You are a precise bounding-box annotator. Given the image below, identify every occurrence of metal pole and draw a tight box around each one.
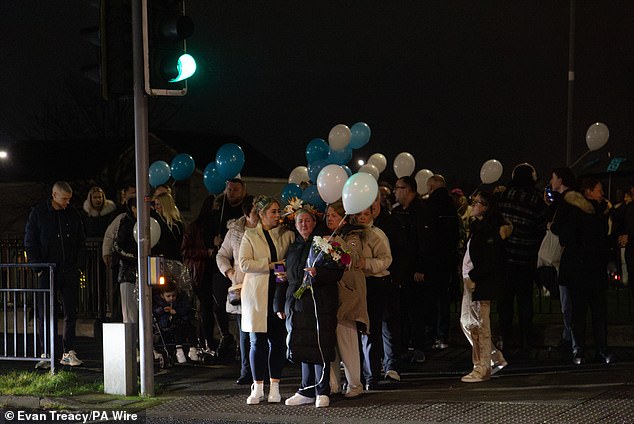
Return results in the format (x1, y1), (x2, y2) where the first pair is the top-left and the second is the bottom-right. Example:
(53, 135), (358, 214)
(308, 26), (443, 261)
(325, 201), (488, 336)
(566, 0), (576, 166)
(131, 0), (154, 396)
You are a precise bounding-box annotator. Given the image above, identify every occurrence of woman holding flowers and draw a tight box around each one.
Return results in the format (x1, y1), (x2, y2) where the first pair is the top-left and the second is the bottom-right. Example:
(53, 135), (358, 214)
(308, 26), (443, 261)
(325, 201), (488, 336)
(239, 195), (295, 404)
(326, 200), (369, 398)
(279, 207), (347, 408)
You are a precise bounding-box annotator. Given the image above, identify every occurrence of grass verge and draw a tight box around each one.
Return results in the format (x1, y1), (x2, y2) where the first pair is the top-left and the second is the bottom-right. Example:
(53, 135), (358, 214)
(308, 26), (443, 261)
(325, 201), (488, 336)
(0, 370), (103, 397)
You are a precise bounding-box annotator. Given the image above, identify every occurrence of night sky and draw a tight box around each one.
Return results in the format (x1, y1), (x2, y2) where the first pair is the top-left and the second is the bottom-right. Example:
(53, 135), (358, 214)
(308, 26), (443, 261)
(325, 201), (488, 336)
(1, 1), (632, 191)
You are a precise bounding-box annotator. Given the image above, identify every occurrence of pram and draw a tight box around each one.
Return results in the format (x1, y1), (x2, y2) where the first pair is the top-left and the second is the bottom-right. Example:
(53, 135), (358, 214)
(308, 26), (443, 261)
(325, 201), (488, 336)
(151, 260), (216, 368)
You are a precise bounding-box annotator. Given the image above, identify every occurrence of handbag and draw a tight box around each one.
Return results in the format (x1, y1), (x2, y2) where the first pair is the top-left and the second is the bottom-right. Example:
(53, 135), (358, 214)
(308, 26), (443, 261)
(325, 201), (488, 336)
(227, 285), (241, 306)
(537, 229), (564, 270)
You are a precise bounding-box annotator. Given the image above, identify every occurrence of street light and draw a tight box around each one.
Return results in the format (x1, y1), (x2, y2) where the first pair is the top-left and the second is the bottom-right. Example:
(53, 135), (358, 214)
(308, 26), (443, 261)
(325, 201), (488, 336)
(0, 150), (8, 159)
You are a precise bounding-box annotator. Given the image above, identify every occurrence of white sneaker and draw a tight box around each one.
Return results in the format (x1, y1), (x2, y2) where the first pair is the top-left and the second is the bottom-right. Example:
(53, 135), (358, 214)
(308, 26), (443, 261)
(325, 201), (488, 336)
(59, 350), (83, 367)
(385, 369), (401, 382)
(285, 393), (314, 406)
(268, 381), (281, 403)
(188, 347), (200, 362)
(246, 383), (265, 405)
(175, 347), (187, 364)
(315, 395), (330, 408)
(35, 354), (50, 370)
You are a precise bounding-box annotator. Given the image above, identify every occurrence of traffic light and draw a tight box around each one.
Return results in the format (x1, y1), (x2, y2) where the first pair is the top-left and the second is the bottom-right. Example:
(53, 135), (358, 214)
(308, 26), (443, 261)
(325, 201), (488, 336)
(143, 0), (196, 96)
(81, 0), (133, 100)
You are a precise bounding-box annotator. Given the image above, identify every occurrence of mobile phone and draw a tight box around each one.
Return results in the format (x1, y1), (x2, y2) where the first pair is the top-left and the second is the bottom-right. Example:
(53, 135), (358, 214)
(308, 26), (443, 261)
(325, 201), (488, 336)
(545, 186), (555, 203)
(274, 264), (286, 282)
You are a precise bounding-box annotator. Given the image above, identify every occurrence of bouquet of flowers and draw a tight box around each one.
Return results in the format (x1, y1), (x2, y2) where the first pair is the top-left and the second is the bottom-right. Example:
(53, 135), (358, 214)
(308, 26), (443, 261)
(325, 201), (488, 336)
(294, 235), (352, 299)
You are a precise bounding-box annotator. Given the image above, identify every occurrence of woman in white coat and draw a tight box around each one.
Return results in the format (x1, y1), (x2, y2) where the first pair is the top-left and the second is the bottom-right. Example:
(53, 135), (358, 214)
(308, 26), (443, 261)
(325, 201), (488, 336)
(239, 195), (295, 405)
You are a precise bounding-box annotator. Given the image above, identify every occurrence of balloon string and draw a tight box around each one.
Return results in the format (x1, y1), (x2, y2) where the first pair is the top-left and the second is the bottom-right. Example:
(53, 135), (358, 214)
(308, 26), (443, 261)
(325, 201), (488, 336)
(218, 181), (227, 234)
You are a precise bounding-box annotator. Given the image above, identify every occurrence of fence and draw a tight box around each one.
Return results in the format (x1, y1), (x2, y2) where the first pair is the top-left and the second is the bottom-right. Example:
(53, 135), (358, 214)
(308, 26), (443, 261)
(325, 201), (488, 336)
(0, 234), (113, 320)
(0, 263), (56, 373)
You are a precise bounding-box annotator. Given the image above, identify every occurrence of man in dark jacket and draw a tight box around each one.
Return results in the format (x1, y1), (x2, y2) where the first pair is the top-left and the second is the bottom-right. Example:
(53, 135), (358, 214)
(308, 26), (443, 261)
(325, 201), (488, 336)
(423, 175), (460, 349)
(25, 181), (86, 368)
(391, 176), (433, 362)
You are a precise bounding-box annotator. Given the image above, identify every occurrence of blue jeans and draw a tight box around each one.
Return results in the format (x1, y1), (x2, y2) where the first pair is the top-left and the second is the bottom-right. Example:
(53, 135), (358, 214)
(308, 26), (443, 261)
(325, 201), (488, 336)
(298, 362), (330, 397)
(249, 315), (286, 381)
(559, 285), (572, 342)
(236, 314), (251, 379)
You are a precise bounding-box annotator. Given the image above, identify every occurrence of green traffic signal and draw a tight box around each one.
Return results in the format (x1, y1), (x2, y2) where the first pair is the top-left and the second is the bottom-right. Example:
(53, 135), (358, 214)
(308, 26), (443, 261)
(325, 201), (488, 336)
(168, 53), (197, 83)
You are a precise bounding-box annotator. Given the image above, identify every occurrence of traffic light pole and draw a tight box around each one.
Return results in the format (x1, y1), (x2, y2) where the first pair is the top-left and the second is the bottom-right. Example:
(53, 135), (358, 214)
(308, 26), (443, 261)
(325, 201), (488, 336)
(131, 0), (154, 396)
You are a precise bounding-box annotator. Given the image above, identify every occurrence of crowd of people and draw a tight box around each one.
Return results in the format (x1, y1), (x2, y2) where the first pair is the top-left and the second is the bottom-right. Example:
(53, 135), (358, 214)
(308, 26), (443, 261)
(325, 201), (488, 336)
(22, 165), (634, 407)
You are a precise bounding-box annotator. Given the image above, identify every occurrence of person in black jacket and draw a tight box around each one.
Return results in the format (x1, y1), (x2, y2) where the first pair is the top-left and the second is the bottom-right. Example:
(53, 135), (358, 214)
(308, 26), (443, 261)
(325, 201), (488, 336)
(461, 191), (510, 383)
(278, 208), (344, 408)
(25, 181), (86, 368)
(423, 175), (460, 349)
(391, 176), (433, 362)
(551, 177), (614, 365)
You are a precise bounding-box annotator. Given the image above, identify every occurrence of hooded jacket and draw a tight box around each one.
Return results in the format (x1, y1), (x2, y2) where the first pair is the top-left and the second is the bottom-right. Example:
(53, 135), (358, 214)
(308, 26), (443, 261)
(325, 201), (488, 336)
(82, 194), (117, 238)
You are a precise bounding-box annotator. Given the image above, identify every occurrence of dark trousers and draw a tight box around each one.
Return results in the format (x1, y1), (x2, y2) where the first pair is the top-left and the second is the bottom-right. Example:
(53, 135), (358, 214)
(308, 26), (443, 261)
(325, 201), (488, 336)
(298, 362), (330, 397)
(249, 315), (286, 381)
(193, 279), (215, 349)
(569, 281), (608, 354)
(400, 281), (425, 351)
(211, 273), (231, 339)
(498, 263), (535, 349)
(422, 271), (451, 343)
(37, 269), (79, 359)
(363, 276), (401, 384)
(235, 313), (251, 379)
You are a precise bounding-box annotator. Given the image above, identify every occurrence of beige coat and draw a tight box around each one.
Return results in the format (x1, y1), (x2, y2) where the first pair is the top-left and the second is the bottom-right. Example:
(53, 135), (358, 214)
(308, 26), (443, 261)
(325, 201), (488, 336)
(336, 229), (370, 334)
(216, 216), (248, 315)
(239, 223), (295, 333)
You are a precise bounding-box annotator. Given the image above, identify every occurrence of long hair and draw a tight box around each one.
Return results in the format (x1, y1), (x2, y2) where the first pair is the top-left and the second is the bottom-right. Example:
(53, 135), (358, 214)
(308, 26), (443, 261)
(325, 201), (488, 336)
(155, 192), (182, 228)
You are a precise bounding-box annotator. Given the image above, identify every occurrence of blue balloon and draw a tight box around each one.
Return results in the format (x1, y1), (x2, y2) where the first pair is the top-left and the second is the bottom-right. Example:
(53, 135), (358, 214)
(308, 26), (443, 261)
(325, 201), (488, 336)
(308, 159), (327, 184)
(327, 146), (352, 165)
(149, 160), (171, 188)
(305, 138), (329, 164)
(349, 122), (371, 149)
(170, 153), (195, 181)
(281, 183), (303, 204)
(216, 143), (245, 180)
(301, 185), (326, 212)
(342, 165), (352, 177)
(203, 162), (225, 194)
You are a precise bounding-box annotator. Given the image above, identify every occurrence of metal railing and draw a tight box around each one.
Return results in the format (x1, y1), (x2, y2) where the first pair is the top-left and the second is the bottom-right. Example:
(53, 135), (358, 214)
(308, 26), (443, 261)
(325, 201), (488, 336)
(0, 235), (113, 320)
(0, 263), (56, 373)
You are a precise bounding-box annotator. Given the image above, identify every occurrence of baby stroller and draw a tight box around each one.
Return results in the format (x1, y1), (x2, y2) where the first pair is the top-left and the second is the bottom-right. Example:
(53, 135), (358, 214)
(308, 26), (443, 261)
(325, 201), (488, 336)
(151, 259), (214, 368)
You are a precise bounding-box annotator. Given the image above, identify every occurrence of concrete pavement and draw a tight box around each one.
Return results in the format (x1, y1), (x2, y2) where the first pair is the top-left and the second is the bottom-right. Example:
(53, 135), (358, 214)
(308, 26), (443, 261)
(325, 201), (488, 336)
(2, 331), (634, 423)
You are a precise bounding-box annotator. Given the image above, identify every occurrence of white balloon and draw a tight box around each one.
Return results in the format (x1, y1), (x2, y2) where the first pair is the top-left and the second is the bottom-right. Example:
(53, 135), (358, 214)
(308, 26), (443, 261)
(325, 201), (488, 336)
(328, 124), (351, 151)
(393, 152), (416, 178)
(288, 166), (309, 184)
(480, 159), (503, 184)
(415, 169), (434, 195)
(316, 164), (348, 204)
(358, 163), (380, 181)
(367, 153), (387, 173)
(586, 122), (609, 151)
(342, 172), (379, 215)
(133, 217), (162, 248)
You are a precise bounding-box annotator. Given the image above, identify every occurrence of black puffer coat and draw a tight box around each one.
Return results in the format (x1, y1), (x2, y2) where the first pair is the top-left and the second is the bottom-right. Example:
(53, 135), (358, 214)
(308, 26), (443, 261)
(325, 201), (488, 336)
(280, 232), (344, 364)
